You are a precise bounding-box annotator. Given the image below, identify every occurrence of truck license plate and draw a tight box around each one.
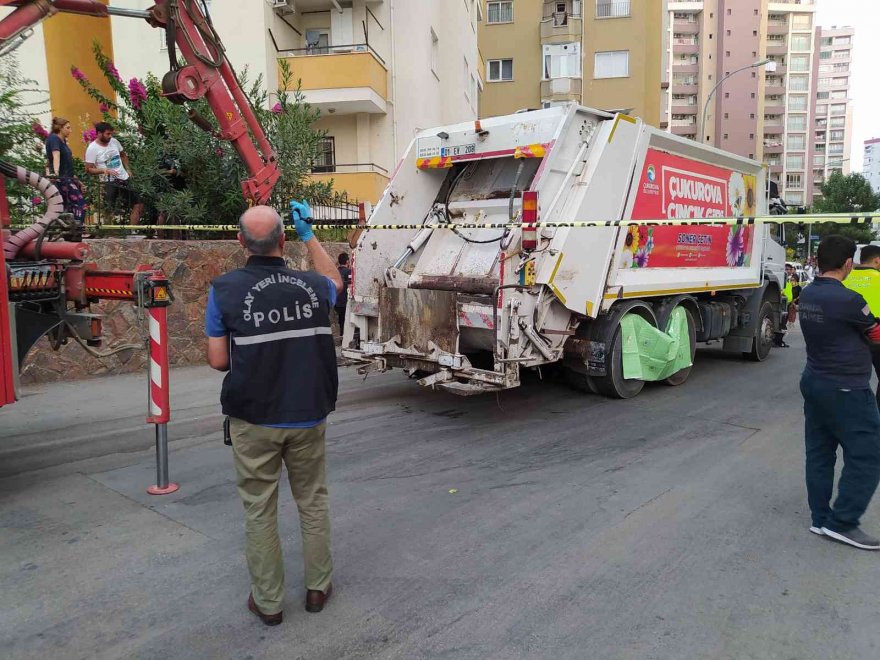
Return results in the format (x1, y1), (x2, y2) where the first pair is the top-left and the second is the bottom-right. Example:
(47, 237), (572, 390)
(441, 144), (476, 157)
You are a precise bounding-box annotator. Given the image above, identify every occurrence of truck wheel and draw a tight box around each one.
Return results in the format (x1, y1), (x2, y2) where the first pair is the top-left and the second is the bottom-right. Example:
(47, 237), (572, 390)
(664, 307), (696, 387)
(593, 321), (646, 399)
(746, 300), (775, 362)
(564, 369), (598, 394)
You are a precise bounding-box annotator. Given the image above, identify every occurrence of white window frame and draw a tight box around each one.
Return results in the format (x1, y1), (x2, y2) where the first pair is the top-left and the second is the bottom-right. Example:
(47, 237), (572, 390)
(543, 43), (582, 80)
(487, 58), (514, 82)
(594, 50), (629, 79)
(487, 1), (514, 24)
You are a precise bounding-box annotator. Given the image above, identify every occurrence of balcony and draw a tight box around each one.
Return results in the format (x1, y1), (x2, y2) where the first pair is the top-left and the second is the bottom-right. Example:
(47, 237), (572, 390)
(764, 124), (783, 135)
(278, 47), (388, 115)
(672, 62), (700, 74)
(765, 78), (786, 93)
(671, 82), (699, 94)
(308, 164), (390, 204)
(764, 140), (784, 153)
(673, 20), (700, 34)
(673, 42), (700, 55)
(765, 101), (786, 113)
(766, 42), (788, 56)
(541, 77), (582, 103)
(768, 22), (788, 35)
(671, 125), (697, 138)
(671, 104), (698, 115)
(541, 5), (583, 43)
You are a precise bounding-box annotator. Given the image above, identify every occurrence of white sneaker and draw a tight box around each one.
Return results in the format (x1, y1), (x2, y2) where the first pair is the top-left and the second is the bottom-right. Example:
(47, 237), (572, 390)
(821, 526), (880, 550)
(809, 526), (825, 536)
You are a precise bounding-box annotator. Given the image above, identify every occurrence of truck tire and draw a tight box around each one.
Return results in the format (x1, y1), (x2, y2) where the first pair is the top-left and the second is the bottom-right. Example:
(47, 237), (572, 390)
(592, 318), (647, 399)
(663, 307), (696, 387)
(564, 369), (598, 394)
(745, 300), (775, 362)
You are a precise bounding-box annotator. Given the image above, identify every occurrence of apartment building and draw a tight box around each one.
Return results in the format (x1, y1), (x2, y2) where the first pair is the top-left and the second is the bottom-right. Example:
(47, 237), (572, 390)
(11, 0), (481, 204)
(479, 0), (665, 125)
(809, 26), (854, 205)
(864, 138), (880, 196)
(665, 0), (819, 205)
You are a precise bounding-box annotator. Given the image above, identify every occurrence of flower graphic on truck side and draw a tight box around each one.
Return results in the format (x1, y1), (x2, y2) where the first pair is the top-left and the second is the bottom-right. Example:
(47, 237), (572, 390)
(627, 225), (655, 268)
(726, 226), (748, 267)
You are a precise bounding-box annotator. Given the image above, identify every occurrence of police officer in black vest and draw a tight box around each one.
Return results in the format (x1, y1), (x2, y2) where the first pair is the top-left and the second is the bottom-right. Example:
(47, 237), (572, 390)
(206, 203), (342, 626)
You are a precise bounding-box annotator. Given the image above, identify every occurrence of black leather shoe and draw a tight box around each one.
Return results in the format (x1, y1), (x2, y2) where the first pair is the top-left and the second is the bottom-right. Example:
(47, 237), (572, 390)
(306, 584), (332, 613)
(248, 593), (283, 626)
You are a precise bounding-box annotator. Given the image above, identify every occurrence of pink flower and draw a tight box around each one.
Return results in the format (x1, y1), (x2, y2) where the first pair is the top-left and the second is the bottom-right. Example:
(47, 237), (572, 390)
(32, 121), (49, 140)
(215, 148), (224, 157)
(71, 67), (87, 82)
(31, 196), (42, 206)
(82, 128), (97, 144)
(99, 102), (110, 113)
(105, 62), (121, 82)
(271, 102), (283, 114)
(127, 77), (148, 110)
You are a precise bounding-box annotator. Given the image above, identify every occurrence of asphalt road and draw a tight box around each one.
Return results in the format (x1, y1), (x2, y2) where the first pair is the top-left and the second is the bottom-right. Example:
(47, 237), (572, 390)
(2, 328), (879, 659)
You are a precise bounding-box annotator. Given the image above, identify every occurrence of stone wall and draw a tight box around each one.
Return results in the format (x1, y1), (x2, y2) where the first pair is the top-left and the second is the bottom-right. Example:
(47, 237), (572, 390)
(20, 239), (349, 384)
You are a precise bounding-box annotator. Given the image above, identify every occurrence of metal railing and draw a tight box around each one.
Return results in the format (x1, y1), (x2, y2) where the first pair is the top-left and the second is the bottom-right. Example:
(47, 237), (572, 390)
(543, 1), (582, 22)
(279, 43), (386, 67)
(596, 1), (630, 18)
(310, 162), (389, 175)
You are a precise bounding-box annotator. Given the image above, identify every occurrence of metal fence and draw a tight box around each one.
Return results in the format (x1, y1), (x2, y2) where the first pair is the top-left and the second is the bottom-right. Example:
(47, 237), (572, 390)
(596, 1), (631, 18)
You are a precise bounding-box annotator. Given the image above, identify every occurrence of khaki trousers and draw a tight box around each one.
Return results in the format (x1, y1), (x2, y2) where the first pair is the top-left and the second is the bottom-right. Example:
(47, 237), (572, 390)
(230, 417), (333, 615)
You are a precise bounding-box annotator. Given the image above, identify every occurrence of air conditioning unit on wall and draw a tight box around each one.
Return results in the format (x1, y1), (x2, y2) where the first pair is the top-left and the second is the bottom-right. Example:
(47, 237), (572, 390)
(272, 0), (291, 9)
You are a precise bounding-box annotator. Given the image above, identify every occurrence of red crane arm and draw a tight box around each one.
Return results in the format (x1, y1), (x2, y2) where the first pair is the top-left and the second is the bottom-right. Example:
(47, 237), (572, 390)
(0, 0), (281, 205)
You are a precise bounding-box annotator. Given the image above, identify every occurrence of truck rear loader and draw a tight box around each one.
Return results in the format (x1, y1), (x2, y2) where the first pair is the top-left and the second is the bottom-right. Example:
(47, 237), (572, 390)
(341, 104), (786, 398)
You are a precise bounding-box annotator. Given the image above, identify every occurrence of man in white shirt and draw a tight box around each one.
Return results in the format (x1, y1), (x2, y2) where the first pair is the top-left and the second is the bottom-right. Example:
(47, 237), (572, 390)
(84, 122), (144, 225)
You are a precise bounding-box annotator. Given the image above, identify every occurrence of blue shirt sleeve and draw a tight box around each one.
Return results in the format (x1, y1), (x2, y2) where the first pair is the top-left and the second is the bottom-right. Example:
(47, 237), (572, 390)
(326, 276), (338, 308)
(205, 286), (227, 337)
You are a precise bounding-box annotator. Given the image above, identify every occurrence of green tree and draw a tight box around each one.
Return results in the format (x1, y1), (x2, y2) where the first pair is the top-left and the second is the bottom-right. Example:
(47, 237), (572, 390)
(811, 171), (880, 243)
(0, 54), (50, 224)
(72, 43), (346, 227)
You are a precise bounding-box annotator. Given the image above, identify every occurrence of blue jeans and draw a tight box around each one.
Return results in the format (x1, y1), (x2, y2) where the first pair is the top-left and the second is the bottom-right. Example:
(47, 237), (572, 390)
(801, 371), (880, 531)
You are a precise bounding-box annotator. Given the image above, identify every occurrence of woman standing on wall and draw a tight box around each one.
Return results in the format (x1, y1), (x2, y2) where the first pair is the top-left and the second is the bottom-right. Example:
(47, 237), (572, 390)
(45, 117), (86, 225)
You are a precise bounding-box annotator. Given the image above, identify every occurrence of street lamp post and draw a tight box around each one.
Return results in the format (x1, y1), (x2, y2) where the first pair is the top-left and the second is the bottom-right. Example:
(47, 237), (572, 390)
(700, 58), (773, 145)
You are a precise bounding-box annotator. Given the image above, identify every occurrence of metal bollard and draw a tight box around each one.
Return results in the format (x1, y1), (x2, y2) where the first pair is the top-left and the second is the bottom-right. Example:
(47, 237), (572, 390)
(142, 272), (179, 495)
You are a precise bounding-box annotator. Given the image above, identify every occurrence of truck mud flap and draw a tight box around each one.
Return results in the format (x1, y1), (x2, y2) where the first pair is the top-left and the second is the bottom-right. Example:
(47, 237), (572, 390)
(379, 287), (458, 354)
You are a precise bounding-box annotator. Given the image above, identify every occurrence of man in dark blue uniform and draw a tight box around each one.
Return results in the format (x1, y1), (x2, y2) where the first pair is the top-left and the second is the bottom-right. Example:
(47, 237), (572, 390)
(799, 235), (880, 550)
(206, 203), (342, 624)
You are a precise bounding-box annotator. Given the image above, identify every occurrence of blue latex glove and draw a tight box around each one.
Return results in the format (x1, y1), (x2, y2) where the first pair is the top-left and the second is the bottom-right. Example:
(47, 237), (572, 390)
(289, 199), (314, 242)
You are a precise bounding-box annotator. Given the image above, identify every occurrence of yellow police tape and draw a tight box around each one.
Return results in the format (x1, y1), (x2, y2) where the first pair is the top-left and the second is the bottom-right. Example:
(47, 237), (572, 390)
(9, 213), (880, 232)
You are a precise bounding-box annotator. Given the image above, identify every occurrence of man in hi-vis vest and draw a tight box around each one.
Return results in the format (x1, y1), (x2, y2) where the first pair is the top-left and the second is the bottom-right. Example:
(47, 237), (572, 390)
(844, 244), (880, 407)
(206, 203), (342, 626)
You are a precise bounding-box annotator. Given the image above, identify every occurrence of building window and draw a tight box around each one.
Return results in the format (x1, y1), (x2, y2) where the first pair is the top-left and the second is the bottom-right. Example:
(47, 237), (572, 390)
(596, 1), (630, 19)
(594, 50), (629, 78)
(543, 43), (581, 79)
(791, 35), (811, 51)
(820, 51), (831, 60)
(830, 130), (845, 141)
(831, 103), (846, 115)
(786, 191), (804, 205)
(830, 116), (846, 128)
(430, 28), (439, 78)
(788, 95), (808, 112)
(788, 115), (806, 131)
(787, 173), (803, 189)
(786, 154), (805, 169)
(487, 58), (514, 82)
(817, 91), (830, 100)
(792, 14), (812, 29)
(312, 137), (335, 173)
(834, 35), (852, 45)
(789, 75), (809, 91)
(487, 1), (513, 24)
(787, 134), (806, 151)
(790, 55), (810, 72)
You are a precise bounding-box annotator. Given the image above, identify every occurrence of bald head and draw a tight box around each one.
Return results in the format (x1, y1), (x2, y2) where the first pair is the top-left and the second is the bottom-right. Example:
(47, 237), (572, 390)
(239, 206), (284, 256)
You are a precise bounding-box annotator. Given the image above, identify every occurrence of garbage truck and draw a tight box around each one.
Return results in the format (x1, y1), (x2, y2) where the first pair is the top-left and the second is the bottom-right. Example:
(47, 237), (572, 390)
(341, 104), (786, 398)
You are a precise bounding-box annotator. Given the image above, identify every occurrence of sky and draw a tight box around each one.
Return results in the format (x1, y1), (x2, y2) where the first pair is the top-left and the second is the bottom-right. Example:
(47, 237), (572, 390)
(816, 0), (880, 172)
